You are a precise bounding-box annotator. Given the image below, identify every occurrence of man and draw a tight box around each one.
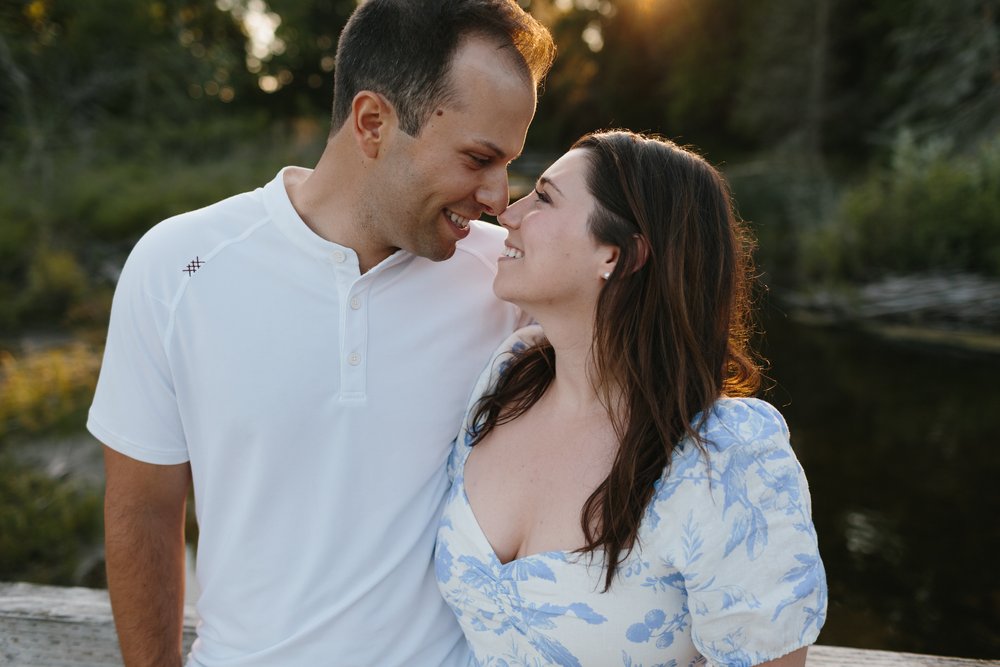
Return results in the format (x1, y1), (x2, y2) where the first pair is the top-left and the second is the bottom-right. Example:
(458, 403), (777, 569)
(88, 2), (554, 665)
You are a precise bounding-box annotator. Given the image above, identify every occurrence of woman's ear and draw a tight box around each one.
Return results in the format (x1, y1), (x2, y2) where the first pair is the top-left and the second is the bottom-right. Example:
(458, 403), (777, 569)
(351, 91), (393, 159)
(599, 235), (649, 279)
(598, 244), (619, 280)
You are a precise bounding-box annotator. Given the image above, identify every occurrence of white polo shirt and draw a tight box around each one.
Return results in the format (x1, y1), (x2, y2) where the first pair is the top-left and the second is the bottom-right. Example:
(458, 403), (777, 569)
(88, 167), (524, 667)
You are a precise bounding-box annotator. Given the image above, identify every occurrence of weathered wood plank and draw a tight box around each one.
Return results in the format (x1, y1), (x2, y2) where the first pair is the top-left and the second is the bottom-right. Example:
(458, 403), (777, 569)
(0, 582), (195, 666)
(1, 582), (997, 666)
(808, 645), (999, 666)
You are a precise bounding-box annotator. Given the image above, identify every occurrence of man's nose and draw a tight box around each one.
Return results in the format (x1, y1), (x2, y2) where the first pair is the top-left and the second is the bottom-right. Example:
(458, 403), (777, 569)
(477, 168), (510, 218)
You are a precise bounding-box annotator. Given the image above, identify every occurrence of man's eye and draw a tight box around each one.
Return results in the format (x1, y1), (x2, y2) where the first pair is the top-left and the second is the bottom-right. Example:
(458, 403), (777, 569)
(534, 188), (550, 204)
(469, 154), (490, 166)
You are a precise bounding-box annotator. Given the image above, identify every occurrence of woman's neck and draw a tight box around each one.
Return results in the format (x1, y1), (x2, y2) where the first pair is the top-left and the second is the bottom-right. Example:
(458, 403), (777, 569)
(533, 315), (606, 417)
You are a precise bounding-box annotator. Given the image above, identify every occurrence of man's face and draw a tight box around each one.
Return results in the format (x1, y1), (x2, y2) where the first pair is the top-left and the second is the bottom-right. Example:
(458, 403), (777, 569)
(366, 36), (538, 263)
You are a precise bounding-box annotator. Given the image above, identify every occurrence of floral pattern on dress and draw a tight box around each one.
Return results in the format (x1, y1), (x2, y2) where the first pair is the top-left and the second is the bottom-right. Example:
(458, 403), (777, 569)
(435, 326), (827, 667)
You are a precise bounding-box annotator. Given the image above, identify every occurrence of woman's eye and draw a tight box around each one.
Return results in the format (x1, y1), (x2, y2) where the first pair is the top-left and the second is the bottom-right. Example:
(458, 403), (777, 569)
(534, 188), (550, 204)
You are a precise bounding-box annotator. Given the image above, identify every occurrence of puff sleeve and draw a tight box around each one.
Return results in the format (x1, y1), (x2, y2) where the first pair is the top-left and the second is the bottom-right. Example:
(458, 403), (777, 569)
(651, 398), (827, 666)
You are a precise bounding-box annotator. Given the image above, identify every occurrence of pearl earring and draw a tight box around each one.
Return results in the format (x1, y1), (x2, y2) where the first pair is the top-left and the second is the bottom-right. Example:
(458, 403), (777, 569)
(602, 272), (611, 280)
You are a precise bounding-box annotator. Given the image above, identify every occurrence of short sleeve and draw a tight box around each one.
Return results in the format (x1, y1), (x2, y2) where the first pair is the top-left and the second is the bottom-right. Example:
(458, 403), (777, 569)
(654, 398), (827, 666)
(87, 233), (190, 464)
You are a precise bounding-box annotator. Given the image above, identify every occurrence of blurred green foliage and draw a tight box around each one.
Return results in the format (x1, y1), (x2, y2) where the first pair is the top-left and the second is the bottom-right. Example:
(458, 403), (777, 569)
(802, 132), (1000, 281)
(0, 0), (996, 329)
(0, 343), (102, 438)
(0, 133), (322, 331)
(0, 458), (104, 586)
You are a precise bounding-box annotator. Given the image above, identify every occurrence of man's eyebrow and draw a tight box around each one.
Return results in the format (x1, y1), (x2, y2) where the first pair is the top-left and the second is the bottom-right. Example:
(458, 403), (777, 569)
(472, 139), (521, 162)
(538, 176), (564, 198)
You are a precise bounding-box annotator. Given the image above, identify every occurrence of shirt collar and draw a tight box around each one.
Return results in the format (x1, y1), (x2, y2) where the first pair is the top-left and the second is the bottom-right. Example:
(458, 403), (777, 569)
(263, 166), (412, 276)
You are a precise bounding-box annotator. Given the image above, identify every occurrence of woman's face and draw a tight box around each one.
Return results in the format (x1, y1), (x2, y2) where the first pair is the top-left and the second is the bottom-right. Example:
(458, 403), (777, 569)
(494, 148), (617, 313)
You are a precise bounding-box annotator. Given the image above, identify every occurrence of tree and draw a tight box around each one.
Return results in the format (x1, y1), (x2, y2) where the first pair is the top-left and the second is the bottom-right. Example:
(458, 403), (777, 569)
(0, 0), (257, 160)
(880, 0), (1000, 148)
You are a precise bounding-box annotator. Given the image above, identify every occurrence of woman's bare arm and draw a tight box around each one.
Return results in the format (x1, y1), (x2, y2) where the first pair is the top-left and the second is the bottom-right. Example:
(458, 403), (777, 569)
(758, 646), (809, 667)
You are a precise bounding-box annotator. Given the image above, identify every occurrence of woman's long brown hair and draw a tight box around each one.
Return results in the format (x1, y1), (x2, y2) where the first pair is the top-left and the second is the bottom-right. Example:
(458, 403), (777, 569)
(469, 130), (760, 591)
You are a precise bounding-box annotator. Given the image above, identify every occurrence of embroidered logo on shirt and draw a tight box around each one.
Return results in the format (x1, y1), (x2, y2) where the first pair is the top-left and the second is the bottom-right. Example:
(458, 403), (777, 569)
(183, 257), (204, 276)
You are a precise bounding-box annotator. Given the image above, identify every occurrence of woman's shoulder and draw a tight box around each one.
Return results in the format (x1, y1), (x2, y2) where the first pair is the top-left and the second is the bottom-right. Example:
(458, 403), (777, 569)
(454, 324), (546, 449)
(477, 324), (547, 392)
(698, 396), (790, 455)
(493, 324), (547, 362)
(648, 396), (800, 514)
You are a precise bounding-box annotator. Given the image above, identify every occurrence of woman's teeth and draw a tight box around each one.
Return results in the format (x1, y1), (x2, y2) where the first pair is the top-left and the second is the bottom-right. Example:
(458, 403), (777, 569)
(447, 210), (470, 230)
(503, 245), (524, 259)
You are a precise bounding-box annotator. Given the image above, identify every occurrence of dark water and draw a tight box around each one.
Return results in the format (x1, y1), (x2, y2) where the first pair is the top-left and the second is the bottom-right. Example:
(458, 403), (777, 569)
(759, 305), (1000, 659)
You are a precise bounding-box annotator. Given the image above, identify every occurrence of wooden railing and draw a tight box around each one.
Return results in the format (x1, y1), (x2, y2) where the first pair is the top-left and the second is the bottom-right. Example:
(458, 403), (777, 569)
(1, 582), (996, 666)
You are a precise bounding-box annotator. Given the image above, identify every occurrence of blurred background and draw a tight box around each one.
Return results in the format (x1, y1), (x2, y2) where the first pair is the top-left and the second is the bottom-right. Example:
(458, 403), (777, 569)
(1, 0), (998, 659)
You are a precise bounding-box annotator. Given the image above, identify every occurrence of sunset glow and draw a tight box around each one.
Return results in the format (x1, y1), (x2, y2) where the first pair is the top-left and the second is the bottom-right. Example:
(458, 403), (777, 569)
(216, 0), (286, 90)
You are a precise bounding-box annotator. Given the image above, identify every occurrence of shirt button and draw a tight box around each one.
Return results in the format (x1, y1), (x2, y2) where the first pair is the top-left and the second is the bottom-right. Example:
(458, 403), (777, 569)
(332, 250), (346, 263)
(350, 296), (361, 310)
(347, 353), (361, 366)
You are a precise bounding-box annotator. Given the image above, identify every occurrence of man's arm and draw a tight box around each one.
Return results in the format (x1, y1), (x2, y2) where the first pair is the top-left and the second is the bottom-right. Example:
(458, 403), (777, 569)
(103, 445), (192, 667)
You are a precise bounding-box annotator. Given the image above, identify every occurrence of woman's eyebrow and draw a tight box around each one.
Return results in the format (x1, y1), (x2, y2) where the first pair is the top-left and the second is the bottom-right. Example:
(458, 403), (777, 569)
(537, 176), (564, 198)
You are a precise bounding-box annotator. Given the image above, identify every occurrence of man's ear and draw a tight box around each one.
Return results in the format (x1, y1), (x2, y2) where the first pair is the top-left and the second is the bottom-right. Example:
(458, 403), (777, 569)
(351, 91), (394, 159)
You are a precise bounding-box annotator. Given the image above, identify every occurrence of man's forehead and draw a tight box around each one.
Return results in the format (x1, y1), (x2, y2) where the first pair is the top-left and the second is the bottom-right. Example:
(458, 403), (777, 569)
(452, 33), (530, 79)
(432, 38), (536, 158)
(446, 35), (536, 94)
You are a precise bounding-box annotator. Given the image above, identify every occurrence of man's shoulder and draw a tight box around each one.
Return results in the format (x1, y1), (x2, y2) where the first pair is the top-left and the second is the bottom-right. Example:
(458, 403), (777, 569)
(144, 186), (267, 247)
(116, 186), (270, 295)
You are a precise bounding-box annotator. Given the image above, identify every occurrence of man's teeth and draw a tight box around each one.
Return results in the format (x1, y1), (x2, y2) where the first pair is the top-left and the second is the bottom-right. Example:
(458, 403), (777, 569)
(503, 246), (524, 259)
(447, 210), (470, 230)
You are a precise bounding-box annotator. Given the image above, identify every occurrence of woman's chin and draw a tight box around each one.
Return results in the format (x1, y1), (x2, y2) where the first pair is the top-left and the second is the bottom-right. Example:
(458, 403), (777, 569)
(492, 276), (510, 300)
(492, 280), (526, 310)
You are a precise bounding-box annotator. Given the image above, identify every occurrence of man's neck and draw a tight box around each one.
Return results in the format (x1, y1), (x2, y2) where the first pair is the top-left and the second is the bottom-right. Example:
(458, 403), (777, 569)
(285, 140), (393, 273)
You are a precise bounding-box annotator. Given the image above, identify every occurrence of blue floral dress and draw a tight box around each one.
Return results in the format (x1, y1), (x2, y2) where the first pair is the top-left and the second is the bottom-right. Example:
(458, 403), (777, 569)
(435, 326), (827, 667)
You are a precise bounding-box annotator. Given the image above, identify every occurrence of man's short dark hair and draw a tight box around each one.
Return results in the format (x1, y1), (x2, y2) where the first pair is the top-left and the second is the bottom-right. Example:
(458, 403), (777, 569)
(331, 0), (555, 136)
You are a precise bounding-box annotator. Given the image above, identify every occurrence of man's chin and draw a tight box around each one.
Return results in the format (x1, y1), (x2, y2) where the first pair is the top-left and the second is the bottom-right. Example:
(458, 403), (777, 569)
(430, 246), (458, 262)
(411, 241), (457, 263)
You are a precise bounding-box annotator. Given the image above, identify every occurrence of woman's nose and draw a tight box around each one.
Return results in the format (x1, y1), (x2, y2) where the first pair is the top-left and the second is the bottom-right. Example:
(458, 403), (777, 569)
(497, 193), (529, 229)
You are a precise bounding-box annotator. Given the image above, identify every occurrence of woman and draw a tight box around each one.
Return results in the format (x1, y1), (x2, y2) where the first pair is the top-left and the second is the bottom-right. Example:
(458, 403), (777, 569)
(434, 130), (826, 667)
